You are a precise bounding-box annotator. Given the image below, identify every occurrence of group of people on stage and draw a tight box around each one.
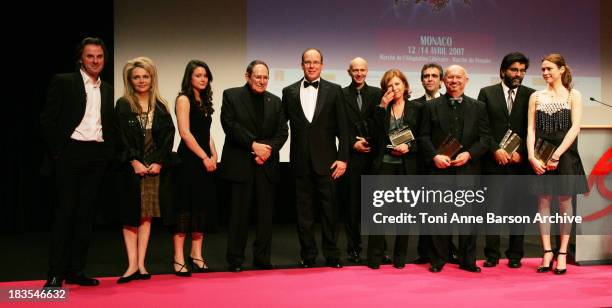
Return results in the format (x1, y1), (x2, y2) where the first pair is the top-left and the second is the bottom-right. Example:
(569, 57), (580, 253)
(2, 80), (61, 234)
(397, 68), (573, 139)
(41, 37), (588, 288)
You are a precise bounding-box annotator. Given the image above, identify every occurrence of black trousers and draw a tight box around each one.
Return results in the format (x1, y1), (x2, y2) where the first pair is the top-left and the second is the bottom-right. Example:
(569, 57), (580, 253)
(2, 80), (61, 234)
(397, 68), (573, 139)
(226, 168), (274, 266)
(367, 162), (409, 266)
(430, 234), (476, 267)
(483, 174), (525, 261)
(341, 161), (366, 254)
(48, 140), (108, 278)
(295, 167), (340, 262)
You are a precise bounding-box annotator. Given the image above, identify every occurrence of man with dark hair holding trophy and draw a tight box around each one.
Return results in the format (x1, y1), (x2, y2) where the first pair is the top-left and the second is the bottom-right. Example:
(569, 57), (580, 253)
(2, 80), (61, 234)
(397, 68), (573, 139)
(477, 52), (535, 269)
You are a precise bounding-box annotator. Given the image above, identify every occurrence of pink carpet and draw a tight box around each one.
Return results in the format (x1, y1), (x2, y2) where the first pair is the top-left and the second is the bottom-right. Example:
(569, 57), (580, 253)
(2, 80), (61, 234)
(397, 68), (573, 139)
(1, 259), (610, 307)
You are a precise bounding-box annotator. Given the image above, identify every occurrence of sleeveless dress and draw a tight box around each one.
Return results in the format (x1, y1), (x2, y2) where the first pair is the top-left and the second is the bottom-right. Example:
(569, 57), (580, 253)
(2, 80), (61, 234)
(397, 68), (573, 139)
(174, 99), (217, 233)
(531, 90), (588, 195)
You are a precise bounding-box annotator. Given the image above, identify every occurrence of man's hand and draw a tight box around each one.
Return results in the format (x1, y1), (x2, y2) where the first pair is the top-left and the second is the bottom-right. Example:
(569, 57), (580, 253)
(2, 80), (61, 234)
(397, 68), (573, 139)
(494, 149), (510, 166)
(353, 137), (371, 153)
(451, 151), (471, 167)
(330, 160), (347, 180)
(252, 141), (272, 162)
(433, 155), (451, 169)
(510, 151), (522, 164)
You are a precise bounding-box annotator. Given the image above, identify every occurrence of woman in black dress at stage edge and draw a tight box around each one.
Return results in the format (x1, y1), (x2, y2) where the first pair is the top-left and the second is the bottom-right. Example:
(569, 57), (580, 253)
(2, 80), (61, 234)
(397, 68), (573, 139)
(527, 53), (588, 275)
(115, 57), (175, 283)
(172, 60), (219, 276)
(366, 69), (422, 269)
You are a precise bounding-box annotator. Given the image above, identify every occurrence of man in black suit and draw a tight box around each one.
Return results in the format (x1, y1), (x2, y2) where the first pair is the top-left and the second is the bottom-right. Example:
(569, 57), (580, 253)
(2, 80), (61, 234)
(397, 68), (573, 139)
(282, 48), (349, 268)
(412, 62), (444, 105)
(339, 57), (381, 264)
(419, 65), (491, 273)
(477, 52), (535, 269)
(40, 37), (115, 288)
(220, 60), (288, 272)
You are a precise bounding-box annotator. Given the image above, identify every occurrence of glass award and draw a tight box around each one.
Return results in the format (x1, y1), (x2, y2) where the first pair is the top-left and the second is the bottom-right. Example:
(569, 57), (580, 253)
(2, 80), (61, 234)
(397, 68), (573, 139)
(436, 135), (463, 158)
(388, 125), (415, 147)
(354, 120), (372, 142)
(534, 138), (557, 164)
(499, 129), (522, 155)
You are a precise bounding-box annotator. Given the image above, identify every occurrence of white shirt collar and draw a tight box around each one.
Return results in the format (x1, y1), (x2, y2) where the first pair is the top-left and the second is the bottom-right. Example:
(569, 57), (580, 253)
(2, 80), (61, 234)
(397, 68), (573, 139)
(80, 69), (101, 88)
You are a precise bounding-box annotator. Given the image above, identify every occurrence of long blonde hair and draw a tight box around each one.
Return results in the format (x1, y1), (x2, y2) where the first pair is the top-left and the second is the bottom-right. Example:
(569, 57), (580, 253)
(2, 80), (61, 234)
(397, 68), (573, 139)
(122, 56), (168, 113)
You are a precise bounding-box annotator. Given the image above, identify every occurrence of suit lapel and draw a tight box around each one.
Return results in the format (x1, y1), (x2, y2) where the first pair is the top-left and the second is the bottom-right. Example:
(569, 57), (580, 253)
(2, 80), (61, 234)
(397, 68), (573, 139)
(240, 86), (258, 127)
(311, 79), (326, 123)
(345, 85), (361, 116)
(73, 73), (87, 113)
(495, 83), (510, 120)
(462, 97), (475, 140)
(262, 92), (274, 129)
(438, 97), (451, 136)
(292, 81), (309, 123)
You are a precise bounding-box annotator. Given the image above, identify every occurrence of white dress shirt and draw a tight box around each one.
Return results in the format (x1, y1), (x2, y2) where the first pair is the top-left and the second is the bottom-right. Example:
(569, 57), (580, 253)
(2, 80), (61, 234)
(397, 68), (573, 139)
(71, 69), (104, 142)
(300, 78), (320, 123)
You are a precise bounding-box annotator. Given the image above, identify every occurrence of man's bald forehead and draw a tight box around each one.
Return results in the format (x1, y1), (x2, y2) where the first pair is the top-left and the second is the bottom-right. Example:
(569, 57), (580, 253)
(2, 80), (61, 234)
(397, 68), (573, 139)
(349, 57), (368, 69)
(445, 64), (467, 76)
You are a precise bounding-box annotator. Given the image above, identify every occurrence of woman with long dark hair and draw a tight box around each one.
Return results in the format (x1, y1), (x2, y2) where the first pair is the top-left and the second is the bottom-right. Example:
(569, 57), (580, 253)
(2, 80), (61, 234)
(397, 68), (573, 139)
(172, 60), (218, 276)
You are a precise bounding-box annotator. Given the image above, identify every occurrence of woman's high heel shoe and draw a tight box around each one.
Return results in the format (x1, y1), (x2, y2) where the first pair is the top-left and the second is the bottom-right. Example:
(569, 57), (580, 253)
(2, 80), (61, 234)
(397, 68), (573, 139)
(188, 256), (209, 273)
(554, 251), (568, 275)
(172, 261), (192, 277)
(536, 250), (554, 273)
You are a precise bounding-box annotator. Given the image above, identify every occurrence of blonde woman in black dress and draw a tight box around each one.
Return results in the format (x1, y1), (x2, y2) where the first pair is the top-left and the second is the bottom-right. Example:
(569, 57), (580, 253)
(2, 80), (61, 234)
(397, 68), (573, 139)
(115, 57), (175, 283)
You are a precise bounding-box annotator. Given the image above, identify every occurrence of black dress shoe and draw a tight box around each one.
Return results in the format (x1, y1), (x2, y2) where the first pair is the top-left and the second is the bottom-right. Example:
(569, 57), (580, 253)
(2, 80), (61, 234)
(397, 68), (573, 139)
(300, 259), (316, 268)
(325, 259), (343, 268)
(381, 255), (392, 264)
(412, 257), (430, 264)
(65, 274), (100, 286)
(347, 251), (361, 264)
(253, 262), (275, 270)
(459, 264), (482, 273)
(393, 263), (405, 269)
(227, 265), (243, 272)
(367, 263), (380, 270)
(139, 273), (151, 280)
(483, 258), (499, 267)
(429, 265), (443, 273)
(448, 256), (460, 265)
(508, 259), (522, 269)
(117, 271), (140, 284)
(43, 276), (63, 288)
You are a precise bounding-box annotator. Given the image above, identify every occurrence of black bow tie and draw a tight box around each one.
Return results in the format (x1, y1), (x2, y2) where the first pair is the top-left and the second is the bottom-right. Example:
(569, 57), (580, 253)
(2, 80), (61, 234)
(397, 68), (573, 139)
(304, 80), (319, 89)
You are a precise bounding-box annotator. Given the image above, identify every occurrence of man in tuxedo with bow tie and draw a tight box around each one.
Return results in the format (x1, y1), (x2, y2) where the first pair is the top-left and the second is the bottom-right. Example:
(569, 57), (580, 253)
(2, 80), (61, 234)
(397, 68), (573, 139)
(419, 65), (491, 273)
(282, 48), (349, 268)
(220, 60), (288, 272)
(477, 52), (535, 269)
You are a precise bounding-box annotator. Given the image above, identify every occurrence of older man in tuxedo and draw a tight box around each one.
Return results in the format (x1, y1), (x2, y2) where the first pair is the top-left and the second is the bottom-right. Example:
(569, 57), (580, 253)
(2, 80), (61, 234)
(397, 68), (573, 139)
(477, 52), (535, 269)
(40, 37), (115, 288)
(282, 48), (349, 268)
(419, 65), (491, 273)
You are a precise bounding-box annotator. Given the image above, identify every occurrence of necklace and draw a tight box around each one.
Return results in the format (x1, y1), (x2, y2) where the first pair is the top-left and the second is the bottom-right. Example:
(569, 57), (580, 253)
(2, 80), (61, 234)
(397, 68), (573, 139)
(137, 106), (151, 137)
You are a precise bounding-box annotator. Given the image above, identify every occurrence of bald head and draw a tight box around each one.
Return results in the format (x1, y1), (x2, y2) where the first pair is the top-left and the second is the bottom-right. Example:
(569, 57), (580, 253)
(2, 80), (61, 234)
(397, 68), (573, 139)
(443, 65), (469, 97)
(348, 57), (368, 88)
